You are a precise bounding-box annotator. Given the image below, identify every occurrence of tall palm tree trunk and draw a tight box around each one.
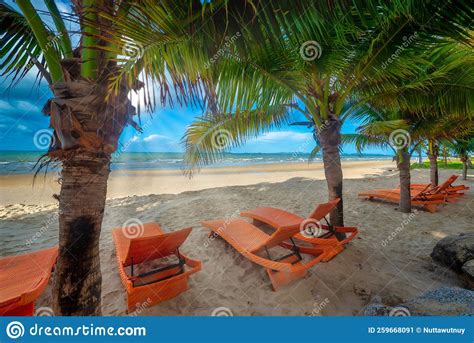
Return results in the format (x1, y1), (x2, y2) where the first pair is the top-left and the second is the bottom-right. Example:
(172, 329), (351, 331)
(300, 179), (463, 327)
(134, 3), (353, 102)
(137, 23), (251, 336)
(427, 142), (439, 187)
(317, 118), (345, 238)
(46, 78), (133, 315)
(460, 155), (468, 180)
(428, 154), (438, 187)
(397, 148), (411, 213)
(52, 151), (110, 315)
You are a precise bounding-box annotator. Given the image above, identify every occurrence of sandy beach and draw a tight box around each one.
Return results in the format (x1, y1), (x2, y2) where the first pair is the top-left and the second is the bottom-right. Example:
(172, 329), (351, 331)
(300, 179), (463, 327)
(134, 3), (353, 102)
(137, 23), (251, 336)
(0, 161), (472, 316)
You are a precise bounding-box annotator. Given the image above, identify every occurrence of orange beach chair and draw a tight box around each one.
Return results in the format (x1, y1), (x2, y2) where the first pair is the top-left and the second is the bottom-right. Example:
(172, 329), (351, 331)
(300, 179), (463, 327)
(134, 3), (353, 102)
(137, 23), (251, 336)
(358, 185), (446, 212)
(112, 223), (202, 312)
(240, 199), (358, 261)
(202, 219), (326, 291)
(411, 175), (469, 195)
(0, 247), (58, 316)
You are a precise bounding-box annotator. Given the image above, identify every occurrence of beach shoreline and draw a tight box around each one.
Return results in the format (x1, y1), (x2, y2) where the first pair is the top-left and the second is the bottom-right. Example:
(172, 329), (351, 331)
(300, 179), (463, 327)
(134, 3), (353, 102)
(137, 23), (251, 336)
(0, 160), (395, 206)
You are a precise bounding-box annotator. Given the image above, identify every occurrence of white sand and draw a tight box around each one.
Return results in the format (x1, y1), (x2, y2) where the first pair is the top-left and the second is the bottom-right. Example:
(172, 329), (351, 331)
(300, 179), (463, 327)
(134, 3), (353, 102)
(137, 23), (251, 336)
(0, 162), (472, 316)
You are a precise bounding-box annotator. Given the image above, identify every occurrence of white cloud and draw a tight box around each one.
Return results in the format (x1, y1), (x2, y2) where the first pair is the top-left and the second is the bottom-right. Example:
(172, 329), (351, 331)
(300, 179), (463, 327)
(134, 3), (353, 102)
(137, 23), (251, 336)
(254, 131), (312, 143)
(18, 124), (28, 131)
(143, 134), (168, 142)
(0, 100), (41, 114)
(16, 101), (41, 113)
(0, 100), (14, 111)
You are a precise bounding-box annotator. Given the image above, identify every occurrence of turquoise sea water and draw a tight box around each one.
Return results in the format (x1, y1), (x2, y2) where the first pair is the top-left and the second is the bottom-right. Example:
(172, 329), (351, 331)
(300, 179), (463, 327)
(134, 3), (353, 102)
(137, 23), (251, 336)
(0, 151), (392, 175)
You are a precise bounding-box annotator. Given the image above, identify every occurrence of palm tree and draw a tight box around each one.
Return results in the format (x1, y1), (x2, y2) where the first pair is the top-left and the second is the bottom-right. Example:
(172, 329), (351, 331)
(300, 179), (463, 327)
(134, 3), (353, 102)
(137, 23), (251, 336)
(362, 39), (474, 189)
(0, 0), (199, 315)
(346, 107), (473, 212)
(447, 138), (474, 180)
(174, 1), (473, 226)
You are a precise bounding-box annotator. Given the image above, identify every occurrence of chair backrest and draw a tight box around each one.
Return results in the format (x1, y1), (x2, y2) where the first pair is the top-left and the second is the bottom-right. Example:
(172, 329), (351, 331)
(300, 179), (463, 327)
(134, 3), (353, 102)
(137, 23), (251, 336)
(434, 175), (458, 193)
(123, 227), (192, 266)
(260, 225), (302, 250)
(412, 184), (432, 199)
(259, 199), (342, 249)
(308, 199), (340, 220)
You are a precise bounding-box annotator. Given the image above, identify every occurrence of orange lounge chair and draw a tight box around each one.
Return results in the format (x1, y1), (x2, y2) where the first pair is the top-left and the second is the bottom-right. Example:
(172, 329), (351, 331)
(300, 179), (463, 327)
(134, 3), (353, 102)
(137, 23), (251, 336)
(0, 247), (58, 316)
(202, 219), (326, 291)
(411, 175), (469, 195)
(358, 185), (446, 212)
(112, 223), (202, 313)
(240, 199), (358, 261)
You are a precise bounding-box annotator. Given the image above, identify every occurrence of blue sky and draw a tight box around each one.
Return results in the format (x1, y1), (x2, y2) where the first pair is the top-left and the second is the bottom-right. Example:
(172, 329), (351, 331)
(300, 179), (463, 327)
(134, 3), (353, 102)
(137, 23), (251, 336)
(0, 0), (389, 155)
(0, 72), (390, 154)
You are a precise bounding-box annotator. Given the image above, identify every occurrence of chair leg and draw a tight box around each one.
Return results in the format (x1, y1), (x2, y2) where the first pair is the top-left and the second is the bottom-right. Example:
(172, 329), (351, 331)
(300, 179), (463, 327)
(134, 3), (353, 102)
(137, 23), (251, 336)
(266, 255), (306, 291)
(320, 245), (343, 262)
(423, 204), (437, 213)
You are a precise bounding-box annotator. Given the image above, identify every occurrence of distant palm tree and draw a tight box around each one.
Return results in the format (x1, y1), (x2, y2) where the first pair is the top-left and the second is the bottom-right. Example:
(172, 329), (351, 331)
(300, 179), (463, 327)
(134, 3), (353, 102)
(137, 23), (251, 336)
(346, 107), (473, 212)
(447, 138), (474, 180)
(361, 40), (474, 189)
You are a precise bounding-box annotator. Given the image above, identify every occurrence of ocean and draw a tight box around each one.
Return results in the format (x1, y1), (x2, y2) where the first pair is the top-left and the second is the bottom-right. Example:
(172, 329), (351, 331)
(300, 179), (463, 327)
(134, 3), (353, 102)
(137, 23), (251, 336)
(0, 151), (393, 175)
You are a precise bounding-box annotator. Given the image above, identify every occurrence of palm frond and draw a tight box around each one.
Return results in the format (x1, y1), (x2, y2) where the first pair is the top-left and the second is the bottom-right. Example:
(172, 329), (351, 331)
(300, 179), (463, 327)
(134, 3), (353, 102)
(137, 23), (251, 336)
(183, 104), (293, 173)
(0, 0), (48, 84)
